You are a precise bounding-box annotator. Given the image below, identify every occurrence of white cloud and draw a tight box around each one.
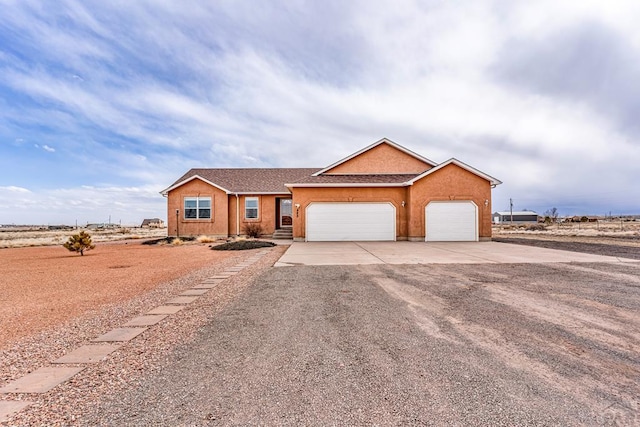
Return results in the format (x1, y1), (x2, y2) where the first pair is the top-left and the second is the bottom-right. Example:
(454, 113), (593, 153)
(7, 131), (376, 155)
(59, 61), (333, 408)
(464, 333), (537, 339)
(42, 144), (55, 152)
(1, 0), (639, 222)
(0, 184), (165, 225)
(0, 186), (31, 193)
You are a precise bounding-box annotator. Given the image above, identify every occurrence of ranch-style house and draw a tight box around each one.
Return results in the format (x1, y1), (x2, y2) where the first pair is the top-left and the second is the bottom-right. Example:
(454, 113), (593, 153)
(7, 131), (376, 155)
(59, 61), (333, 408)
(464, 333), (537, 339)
(161, 138), (502, 241)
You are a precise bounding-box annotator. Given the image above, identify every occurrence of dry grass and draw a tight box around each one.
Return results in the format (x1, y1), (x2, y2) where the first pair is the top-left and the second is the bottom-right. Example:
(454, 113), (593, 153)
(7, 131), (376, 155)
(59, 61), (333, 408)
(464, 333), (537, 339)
(494, 221), (640, 238)
(0, 227), (167, 249)
(196, 235), (217, 243)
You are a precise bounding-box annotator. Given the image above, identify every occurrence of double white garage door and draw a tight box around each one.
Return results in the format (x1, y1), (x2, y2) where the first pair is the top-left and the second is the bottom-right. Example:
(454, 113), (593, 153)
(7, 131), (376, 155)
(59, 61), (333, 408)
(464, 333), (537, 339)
(306, 201), (477, 242)
(306, 203), (396, 241)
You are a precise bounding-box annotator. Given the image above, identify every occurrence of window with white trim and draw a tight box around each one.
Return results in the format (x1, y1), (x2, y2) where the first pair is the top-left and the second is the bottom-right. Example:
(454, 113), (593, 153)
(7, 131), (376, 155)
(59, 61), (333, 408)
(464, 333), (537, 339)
(245, 197), (259, 219)
(184, 197), (211, 219)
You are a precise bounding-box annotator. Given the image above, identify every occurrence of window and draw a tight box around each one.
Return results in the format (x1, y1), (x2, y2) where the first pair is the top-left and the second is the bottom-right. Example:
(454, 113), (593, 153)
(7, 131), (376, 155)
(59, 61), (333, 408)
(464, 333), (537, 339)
(184, 197), (211, 219)
(245, 197), (259, 219)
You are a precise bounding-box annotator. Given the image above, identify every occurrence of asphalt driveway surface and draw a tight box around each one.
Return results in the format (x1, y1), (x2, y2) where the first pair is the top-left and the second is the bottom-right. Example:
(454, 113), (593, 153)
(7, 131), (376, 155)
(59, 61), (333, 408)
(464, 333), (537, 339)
(84, 261), (639, 426)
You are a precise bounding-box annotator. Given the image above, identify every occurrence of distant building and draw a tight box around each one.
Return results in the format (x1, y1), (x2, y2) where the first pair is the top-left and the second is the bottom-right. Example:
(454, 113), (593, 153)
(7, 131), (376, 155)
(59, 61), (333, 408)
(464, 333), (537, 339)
(493, 211), (539, 224)
(141, 218), (165, 228)
(86, 223), (119, 229)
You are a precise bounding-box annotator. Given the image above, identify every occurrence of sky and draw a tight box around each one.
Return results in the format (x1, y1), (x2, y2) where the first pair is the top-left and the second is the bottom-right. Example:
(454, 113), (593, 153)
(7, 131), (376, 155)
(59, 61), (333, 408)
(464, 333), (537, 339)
(1, 0), (639, 225)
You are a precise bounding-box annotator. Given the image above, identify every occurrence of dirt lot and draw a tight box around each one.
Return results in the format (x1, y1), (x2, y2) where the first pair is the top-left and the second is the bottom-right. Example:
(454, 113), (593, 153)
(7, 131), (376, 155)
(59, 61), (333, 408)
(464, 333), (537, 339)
(0, 240), (240, 348)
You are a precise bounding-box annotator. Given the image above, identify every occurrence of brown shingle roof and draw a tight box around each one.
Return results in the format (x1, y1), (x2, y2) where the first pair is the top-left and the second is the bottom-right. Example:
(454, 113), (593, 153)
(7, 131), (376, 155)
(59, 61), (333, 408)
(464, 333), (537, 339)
(167, 168), (321, 194)
(287, 174), (419, 185)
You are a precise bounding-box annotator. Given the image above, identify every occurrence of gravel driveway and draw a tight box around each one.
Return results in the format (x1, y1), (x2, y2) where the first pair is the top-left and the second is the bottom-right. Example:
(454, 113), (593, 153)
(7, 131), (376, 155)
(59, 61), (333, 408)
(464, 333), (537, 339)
(79, 260), (640, 426)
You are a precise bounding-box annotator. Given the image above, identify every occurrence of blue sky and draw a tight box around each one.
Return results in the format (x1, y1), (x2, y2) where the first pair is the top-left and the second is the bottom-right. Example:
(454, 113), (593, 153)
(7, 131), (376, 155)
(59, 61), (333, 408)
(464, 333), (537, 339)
(1, 0), (639, 225)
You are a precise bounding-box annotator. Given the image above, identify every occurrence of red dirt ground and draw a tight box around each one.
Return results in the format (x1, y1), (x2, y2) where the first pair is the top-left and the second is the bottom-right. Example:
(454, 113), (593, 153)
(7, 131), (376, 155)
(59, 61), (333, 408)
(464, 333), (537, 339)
(0, 241), (241, 348)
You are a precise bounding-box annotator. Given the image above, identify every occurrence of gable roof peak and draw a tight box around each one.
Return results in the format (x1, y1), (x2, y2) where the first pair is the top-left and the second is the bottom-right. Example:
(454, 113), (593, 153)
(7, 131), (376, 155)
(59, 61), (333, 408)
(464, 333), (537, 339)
(408, 157), (502, 187)
(312, 138), (437, 176)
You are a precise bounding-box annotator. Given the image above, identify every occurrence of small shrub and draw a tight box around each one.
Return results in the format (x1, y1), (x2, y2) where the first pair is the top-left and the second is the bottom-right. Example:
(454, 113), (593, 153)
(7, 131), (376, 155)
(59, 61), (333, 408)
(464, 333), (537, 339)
(243, 223), (263, 238)
(63, 231), (95, 256)
(197, 235), (216, 243)
(143, 236), (196, 245)
(526, 224), (547, 231)
(171, 238), (184, 246)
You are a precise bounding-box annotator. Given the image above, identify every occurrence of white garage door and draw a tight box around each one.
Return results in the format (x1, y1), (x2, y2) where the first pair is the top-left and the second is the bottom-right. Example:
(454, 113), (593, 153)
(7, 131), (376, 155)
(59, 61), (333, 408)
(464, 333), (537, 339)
(306, 203), (395, 241)
(426, 201), (478, 242)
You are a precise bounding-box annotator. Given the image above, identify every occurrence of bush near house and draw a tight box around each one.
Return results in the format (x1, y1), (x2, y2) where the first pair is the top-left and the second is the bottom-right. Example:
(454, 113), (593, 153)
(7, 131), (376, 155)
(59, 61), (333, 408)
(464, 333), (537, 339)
(243, 223), (263, 238)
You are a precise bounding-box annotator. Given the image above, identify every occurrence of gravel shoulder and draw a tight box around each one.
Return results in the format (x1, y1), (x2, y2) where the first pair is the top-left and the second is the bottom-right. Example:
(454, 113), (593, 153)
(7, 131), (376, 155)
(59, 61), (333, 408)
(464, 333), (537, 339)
(77, 260), (640, 426)
(493, 234), (640, 260)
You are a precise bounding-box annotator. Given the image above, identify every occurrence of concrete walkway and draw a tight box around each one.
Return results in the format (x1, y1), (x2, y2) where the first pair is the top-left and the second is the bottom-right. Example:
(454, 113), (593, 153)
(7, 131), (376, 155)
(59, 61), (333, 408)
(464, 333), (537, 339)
(275, 241), (638, 266)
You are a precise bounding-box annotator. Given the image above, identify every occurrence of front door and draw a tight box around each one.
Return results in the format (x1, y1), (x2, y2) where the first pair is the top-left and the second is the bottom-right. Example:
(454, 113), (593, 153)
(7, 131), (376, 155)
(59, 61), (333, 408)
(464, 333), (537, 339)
(280, 199), (293, 228)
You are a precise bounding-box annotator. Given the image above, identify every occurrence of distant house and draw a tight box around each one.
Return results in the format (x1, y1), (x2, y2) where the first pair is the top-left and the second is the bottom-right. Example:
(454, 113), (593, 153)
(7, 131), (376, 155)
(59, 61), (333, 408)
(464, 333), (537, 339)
(86, 223), (119, 229)
(141, 218), (164, 228)
(492, 211), (539, 224)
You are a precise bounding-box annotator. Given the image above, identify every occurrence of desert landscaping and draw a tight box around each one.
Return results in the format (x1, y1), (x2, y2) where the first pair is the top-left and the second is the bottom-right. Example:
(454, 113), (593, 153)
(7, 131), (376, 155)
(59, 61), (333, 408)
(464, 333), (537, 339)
(0, 240), (238, 348)
(2, 223), (637, 349)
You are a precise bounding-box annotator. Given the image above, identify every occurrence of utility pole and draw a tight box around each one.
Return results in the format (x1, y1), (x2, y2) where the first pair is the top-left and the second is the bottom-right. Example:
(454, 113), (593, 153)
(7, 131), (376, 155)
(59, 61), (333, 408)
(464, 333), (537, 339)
(510, 198), (513, 224)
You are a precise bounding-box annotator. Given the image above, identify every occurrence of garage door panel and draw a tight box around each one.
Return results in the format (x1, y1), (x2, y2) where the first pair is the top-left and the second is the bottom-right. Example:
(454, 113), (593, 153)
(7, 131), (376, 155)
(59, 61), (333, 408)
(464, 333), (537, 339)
(426, 202), (477, 242)
(307, 203), (395, 241)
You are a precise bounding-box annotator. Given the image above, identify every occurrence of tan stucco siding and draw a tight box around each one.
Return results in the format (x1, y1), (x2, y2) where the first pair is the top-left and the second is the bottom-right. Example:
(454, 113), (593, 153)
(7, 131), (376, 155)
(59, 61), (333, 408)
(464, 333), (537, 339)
(166, 179), (229, 237)
(291, 187), (408, 240)
(408, 164), (493, 239)
(325, 143), (432, 174)
(168, 183), (287, 237)
(228, 194), (281, 236)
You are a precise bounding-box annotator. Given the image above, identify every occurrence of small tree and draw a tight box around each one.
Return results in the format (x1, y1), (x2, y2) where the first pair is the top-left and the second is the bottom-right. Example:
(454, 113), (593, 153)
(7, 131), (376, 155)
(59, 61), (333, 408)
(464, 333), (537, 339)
(63, 231), (95, 256)
(544, 207), (559, 223)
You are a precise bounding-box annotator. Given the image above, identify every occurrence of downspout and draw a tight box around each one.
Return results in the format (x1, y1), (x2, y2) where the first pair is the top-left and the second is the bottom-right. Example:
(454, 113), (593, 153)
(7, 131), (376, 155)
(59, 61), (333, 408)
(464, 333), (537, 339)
(235, 194), (240, 236)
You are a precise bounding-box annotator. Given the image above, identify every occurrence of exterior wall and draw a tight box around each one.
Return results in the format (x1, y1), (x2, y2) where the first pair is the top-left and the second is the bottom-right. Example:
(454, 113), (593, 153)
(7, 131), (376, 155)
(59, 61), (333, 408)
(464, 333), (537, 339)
(408, 164), (493, 240)
(168, 183), (288, 237)
(291, 187), (409, 240)
(228, 194), (282, 237)
(325, 143), (432, 174)
(166, 179), (229, 238)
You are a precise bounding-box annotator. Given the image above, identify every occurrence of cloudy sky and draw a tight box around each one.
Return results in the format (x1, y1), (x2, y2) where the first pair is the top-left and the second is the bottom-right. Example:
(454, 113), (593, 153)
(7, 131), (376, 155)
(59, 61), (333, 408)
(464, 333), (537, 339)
(1, 0), (638, 225)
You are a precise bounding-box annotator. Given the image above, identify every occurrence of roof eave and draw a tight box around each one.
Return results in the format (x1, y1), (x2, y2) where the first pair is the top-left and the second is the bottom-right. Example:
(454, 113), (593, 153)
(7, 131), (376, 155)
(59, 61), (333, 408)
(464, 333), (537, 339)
(285, 183), (408, 188)
(231, 191), (292, 195)
(160, 175), (232, 195)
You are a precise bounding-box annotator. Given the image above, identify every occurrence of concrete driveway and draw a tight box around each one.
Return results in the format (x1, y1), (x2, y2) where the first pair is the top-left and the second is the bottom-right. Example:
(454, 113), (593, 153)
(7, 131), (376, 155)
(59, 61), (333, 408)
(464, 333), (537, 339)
(275, 241), (637, 266)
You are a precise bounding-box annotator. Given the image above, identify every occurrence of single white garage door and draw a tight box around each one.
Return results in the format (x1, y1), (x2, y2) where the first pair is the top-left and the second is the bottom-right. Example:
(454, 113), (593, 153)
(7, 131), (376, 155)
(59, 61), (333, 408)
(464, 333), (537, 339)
(306, 203), (395, 241)
(426, 201), (478, 241)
